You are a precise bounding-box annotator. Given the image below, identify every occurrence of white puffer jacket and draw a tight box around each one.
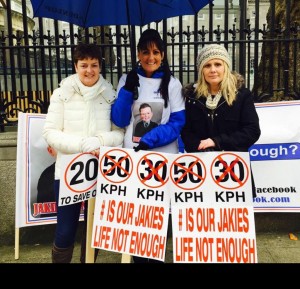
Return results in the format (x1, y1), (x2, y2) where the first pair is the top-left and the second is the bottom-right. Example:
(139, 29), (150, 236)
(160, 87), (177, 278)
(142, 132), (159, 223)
(43, 74), (125, 179)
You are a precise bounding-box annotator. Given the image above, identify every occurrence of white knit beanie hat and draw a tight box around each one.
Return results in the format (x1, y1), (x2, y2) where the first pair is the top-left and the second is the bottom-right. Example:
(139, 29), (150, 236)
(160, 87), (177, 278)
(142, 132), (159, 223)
(197, 44), (231, 72)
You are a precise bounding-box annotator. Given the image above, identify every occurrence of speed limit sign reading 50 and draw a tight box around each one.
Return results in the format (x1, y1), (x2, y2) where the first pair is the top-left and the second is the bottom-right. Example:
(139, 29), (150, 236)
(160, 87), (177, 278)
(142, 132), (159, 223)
(170, 154), (206, 190)
(99, 149), (133, 183)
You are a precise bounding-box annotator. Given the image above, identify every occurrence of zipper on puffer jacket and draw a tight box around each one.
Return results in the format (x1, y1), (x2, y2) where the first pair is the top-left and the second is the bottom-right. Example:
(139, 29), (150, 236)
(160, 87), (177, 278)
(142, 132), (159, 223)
(208, 100), (226, 122)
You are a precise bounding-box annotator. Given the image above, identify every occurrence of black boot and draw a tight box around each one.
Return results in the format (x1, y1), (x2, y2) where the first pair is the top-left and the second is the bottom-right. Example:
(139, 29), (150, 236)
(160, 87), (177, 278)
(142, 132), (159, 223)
(52, 243), (74, 263)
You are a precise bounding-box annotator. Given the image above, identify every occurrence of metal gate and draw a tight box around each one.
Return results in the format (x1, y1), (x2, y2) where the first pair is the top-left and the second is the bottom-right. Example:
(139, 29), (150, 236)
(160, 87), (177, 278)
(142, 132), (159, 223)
(0, 0), (299, 131)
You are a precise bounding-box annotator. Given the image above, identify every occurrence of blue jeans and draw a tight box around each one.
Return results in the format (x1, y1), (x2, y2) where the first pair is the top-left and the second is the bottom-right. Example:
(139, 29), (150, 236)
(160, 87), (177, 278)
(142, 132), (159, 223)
(54, 180), (82, 248)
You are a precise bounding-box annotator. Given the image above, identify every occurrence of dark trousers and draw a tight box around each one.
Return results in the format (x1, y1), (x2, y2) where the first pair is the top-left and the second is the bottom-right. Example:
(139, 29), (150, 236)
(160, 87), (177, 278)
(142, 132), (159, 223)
(54, 180), (82, 248)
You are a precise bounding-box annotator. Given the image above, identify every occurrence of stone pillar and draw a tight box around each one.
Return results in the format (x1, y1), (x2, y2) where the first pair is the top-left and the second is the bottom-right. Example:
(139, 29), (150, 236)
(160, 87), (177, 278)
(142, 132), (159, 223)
(0, 131), (17, 245)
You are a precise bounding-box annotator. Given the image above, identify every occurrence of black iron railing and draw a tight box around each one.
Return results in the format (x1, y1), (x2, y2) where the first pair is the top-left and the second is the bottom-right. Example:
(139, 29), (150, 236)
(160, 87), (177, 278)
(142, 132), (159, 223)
(0, 0), (299, 131)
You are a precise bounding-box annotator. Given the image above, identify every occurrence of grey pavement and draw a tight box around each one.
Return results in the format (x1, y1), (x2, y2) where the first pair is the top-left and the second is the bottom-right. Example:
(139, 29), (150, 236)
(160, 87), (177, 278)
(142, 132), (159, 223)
(1, 232), (300, 263)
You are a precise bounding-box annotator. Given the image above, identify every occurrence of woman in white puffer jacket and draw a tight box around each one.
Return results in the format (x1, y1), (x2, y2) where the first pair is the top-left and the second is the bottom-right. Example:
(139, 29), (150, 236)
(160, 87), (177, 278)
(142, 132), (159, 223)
(43, 43), (124, 263)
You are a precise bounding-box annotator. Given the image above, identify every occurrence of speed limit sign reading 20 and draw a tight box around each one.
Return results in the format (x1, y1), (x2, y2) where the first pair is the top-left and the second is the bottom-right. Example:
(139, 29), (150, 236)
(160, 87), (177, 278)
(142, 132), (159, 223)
(170, 155), (206, 190)
(99, 149), (133, 183)
(210, 152), (249, 190)
(64, 153), (98, 193)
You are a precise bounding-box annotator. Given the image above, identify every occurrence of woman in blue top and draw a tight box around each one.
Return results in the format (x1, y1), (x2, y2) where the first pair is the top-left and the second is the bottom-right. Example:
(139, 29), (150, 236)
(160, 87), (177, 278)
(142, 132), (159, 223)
(112, 28), (185, 154)
(111, 28), (185, 263)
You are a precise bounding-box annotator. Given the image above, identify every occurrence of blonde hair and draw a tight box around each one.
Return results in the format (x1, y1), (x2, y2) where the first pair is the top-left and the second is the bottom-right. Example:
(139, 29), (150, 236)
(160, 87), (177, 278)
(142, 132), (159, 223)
(195, 60), (238, 106)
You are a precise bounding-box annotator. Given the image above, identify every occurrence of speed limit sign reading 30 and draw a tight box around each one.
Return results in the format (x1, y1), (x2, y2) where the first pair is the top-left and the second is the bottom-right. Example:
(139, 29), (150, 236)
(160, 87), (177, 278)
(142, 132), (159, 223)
(210, 152), (249, 190)
(137, 152), (169, 188)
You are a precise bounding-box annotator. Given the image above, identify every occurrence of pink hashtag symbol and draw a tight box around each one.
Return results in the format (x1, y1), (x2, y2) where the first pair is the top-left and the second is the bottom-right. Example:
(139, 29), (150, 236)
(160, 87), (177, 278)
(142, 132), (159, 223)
(100, 200), (105, 220)
(178, 209), (182, 231)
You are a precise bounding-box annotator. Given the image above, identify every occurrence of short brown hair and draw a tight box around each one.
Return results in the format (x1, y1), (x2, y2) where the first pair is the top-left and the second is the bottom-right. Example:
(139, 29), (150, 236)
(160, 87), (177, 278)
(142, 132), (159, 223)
(73, 43), (102, 66)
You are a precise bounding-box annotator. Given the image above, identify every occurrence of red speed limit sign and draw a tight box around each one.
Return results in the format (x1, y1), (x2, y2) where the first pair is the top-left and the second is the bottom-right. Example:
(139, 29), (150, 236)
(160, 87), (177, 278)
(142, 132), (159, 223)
(170, 154), (206, 190)
(64, 153), (98, 193)
(137, 152), (168, 188)
(99, 148), (133, 183)
(210, 152), (249, 190)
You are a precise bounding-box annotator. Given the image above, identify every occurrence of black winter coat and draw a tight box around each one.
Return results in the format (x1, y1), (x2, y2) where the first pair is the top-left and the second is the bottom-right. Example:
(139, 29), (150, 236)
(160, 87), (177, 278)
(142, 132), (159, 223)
(181, 84), (261, 153)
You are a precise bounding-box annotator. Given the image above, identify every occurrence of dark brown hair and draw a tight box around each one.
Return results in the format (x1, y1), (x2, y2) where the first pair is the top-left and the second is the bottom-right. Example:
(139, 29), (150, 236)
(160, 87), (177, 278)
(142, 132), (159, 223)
(73, 43), (102, 66)
(137, 29), (172, 108)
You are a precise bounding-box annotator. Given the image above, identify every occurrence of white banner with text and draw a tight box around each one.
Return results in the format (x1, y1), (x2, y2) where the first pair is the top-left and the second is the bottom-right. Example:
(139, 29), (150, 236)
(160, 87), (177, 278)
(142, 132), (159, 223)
(250, 101), (300, 212)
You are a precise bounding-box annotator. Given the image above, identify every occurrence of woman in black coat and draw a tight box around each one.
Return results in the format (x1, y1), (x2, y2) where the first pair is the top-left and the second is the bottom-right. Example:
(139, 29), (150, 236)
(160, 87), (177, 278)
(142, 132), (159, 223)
(181, 44), (261, 197)
(181, 44), (260, 153)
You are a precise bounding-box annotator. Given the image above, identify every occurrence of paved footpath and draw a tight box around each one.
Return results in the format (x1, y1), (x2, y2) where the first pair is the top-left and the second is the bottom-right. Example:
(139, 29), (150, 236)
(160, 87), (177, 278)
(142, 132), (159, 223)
(1, 232), (300, 263)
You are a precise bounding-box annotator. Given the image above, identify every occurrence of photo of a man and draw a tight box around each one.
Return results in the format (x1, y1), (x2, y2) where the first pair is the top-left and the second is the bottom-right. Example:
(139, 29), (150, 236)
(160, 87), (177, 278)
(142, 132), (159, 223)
(133, 103), (158, 143)
(33, 145), (57, 218)
(36, 146), (56, 204)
